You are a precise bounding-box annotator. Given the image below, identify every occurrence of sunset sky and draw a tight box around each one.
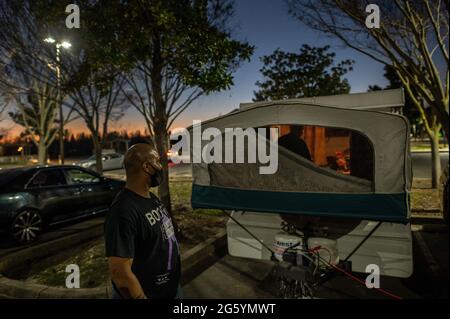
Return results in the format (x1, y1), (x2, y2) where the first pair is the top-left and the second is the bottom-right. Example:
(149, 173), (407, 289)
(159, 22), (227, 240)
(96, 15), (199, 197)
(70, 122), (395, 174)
(3, 0), (390, 139)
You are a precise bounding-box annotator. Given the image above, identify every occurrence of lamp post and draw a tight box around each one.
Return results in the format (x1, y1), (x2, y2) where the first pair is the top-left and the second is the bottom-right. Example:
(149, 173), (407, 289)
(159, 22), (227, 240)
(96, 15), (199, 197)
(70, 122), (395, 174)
(44, 37), (71, 165)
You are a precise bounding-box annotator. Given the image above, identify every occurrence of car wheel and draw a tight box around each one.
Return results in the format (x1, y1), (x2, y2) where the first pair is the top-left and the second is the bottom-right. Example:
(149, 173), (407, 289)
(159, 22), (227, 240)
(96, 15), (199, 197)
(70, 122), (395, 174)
(11, 209), (43, 244)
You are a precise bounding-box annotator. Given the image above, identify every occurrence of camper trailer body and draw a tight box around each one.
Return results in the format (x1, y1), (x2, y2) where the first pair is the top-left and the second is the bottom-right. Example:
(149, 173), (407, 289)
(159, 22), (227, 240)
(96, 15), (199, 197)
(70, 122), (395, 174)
(190, 89), (413, 278)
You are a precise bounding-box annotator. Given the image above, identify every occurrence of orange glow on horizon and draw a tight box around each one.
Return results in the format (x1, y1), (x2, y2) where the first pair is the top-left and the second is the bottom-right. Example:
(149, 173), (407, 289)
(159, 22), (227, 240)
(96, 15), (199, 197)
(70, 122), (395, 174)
(1, 115), (210, 142)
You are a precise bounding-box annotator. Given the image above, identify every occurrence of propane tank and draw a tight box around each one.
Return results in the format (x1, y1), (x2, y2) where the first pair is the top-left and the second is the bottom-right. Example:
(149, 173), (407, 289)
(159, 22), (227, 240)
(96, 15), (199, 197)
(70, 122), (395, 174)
(273, 232), (303, 262)
(307, 237), (339, 266)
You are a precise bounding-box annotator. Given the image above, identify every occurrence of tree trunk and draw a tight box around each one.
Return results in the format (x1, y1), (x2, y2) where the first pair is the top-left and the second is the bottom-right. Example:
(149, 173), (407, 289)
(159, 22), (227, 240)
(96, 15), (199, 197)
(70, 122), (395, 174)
(153, 121), (181, 235)
(37, 139), (47, 164)
(153, 121), (182, 237)
(154, 119), (172, 214)
(433, 100), (449, 145)
(430, 132), (441, 189)
(148, 32), (180, 235)
(92, 133), (103, 173)
(150, 33), (173, 217)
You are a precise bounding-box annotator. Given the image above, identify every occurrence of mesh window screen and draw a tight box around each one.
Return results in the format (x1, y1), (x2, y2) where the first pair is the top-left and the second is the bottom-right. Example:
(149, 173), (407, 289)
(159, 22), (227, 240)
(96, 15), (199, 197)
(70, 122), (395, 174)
(208, 125), (374, 194)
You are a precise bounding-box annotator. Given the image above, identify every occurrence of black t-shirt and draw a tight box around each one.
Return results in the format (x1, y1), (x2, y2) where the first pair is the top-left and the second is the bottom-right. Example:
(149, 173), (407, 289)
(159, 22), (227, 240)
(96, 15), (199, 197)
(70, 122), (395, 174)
(104, 188), (181, 299)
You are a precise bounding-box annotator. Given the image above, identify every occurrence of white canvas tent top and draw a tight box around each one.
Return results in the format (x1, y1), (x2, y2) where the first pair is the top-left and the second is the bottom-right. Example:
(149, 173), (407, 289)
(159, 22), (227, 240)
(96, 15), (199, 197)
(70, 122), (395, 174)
(190, 89), (411, 223)
(239, 88), (405, 111)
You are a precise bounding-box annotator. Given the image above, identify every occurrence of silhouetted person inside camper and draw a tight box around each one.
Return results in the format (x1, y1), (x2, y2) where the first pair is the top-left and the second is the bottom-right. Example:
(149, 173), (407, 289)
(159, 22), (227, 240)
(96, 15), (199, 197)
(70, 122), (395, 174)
(278, 125), (312, 161)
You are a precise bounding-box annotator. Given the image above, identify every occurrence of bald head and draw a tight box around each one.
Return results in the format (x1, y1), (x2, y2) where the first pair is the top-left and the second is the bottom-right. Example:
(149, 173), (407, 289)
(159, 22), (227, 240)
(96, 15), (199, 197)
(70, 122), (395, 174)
(124, 143), (162, 177)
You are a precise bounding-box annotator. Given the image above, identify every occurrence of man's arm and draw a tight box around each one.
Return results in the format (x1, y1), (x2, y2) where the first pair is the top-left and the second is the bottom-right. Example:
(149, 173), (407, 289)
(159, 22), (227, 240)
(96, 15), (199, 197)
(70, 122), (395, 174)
(108, 256), (147, 299)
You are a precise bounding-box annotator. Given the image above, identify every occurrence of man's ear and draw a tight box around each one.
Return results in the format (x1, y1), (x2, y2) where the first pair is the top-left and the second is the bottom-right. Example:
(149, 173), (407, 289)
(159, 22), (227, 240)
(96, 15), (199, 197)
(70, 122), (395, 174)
(142, 161), (156, 175)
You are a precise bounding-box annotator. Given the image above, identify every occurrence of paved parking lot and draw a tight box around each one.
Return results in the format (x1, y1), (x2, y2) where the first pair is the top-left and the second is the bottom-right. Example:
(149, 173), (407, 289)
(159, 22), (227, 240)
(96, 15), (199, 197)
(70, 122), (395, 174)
(184, 224), (448, 299)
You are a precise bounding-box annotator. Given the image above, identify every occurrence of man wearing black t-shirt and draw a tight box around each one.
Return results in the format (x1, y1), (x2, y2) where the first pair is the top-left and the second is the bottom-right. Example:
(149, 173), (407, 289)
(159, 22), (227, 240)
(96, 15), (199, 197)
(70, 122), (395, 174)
(104, 143), (181, 299)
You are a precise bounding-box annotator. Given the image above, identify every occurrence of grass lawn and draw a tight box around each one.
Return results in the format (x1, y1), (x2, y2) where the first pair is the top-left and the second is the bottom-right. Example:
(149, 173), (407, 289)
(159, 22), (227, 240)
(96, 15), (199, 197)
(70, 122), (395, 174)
(411, 179), (441, 212)
(410, 142), (448, 152)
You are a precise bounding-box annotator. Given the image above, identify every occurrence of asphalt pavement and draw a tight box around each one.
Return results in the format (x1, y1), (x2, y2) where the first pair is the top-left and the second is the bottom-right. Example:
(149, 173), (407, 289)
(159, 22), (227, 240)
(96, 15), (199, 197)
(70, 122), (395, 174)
(184, 224), (448, 299)
(412, 151), (449, 179)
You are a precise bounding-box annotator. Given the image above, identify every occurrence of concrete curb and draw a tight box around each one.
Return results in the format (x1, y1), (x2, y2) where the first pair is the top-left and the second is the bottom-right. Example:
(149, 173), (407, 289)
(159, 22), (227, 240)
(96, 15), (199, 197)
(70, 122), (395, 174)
(182, 229), (227, 270)
(0, 276), (107, 299)
(181, 229), (227, 286)
(0, 226), (227, 299)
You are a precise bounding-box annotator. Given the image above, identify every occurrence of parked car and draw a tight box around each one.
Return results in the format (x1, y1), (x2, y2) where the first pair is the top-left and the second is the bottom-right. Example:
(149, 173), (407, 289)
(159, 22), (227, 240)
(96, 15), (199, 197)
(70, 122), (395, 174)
(0, 165), (125, 244)
(75, 152), (124, 171)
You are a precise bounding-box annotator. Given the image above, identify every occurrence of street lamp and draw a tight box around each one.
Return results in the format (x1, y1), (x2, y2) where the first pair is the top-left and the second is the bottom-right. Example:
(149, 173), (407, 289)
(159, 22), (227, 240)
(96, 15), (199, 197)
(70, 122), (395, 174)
(44, 37), (71, 164)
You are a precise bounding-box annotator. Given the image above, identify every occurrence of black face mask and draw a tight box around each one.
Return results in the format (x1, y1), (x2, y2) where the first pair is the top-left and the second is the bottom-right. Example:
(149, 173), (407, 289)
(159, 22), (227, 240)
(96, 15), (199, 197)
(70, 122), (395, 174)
(149, 169), (163, 187)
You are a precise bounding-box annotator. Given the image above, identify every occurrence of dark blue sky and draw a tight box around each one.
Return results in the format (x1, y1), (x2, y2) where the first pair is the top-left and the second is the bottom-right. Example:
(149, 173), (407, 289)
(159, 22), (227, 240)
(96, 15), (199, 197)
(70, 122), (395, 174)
(165, 0), (387, 130)
(82, 0), (390, 133)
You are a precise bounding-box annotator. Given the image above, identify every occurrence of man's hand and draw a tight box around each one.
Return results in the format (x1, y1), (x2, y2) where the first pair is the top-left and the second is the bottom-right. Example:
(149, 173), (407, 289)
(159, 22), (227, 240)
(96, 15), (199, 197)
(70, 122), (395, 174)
(108, 256), (147, 299)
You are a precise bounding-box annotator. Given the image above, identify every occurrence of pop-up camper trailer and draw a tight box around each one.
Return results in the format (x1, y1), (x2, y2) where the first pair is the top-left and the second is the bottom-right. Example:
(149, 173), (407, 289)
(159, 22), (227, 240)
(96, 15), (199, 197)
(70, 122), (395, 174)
(188, 89), (412, 296)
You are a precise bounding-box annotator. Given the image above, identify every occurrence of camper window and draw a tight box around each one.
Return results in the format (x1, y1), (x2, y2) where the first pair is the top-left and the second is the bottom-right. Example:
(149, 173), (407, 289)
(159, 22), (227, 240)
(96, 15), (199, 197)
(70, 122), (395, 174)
(207, 124), (374, 194)
(274, 124), (374, 182)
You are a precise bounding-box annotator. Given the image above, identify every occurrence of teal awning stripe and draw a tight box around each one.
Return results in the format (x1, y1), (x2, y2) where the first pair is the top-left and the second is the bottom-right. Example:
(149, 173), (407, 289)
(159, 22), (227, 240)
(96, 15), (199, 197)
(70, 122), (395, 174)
(191, 184), (409, 223)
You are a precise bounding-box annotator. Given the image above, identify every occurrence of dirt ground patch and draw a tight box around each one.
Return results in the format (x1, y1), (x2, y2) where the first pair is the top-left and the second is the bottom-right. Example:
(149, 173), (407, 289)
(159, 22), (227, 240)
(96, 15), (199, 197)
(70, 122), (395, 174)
(411, 178), (442, 213)
(411, 188), (440, 211)
(27, 239), (110, 288)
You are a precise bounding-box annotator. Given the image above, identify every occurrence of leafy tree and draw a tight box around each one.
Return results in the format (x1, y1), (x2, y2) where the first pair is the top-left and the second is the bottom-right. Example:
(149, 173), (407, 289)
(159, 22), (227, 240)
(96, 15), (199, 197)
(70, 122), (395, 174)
(367, 85), (383, 92)
(254, 45), (353, 101)
(28, 0), (253, 212)
(85, 0), (254, 214)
